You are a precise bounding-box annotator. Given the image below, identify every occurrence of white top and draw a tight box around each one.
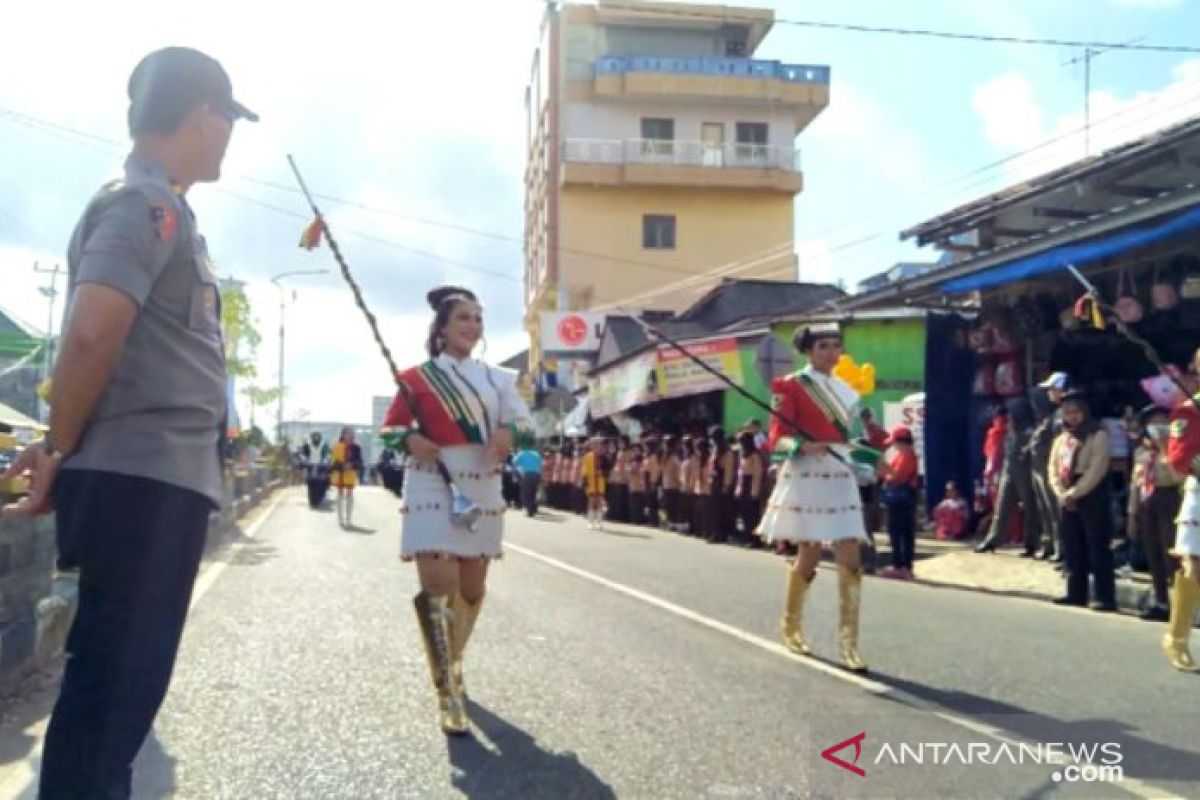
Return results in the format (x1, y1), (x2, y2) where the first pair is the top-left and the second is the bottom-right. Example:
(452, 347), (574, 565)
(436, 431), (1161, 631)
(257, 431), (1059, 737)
(434, 353), (533, 443)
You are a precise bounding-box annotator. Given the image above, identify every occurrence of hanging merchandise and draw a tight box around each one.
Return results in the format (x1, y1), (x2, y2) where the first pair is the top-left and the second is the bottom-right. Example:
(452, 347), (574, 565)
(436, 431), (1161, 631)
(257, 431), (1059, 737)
(1113, 268), (1144, 324)
(1150, 263), (1180, 311)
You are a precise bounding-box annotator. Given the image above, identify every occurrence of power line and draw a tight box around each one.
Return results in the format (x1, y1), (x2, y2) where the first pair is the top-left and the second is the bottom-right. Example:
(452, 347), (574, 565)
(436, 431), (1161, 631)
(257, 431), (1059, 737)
(0, 106), (799, 285)
(629, 5), (1200, 53)
(776, 19), (1198, 53)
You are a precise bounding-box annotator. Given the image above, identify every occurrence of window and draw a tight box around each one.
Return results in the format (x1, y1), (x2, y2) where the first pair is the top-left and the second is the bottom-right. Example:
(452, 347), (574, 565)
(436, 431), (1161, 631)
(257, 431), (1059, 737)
(643, 215), (676, 249)
(641, 118), (675, 140)
(736, 122), (768, 144)
(735, 122), (769, 164)
(724, 39), (746, 56)
(640, 118), (675, 158)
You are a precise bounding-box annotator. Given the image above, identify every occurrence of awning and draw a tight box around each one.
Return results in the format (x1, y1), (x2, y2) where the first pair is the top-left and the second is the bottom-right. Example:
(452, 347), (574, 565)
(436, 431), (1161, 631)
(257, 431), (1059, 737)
(940, 202), (1200, 294)
(561, 395), (590, 436)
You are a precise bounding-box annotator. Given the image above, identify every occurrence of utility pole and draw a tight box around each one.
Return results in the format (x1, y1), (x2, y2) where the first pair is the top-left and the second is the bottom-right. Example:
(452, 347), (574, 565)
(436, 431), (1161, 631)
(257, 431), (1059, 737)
(270, 269), (328, 445)
(34, 261), (63, 423)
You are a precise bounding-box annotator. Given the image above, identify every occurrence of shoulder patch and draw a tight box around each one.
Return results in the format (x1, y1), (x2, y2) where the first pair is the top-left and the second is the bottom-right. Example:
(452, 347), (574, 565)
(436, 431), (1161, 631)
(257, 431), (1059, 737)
(1171, 418), (1190, 438)
(149, 203), (178, 243)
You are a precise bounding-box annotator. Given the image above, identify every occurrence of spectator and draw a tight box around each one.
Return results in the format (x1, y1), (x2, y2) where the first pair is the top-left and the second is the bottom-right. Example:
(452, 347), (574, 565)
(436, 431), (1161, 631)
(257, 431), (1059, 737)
(931, 481), (969, 541)
(879, 426), (920, 579)
(1128, 405), (1182, 621)
(1050, 391), (1117, 612)
(513, 444), (544, 517)
(735, 430), (765, 546)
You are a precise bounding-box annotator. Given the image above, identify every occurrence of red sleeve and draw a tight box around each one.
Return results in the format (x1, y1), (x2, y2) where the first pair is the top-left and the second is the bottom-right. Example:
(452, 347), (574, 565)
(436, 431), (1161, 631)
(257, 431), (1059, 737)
(767, 377), (799, 455)
(885, 450), (919, 486)
(1166, 404), (1200, 476)
(383, 373), (415, 427)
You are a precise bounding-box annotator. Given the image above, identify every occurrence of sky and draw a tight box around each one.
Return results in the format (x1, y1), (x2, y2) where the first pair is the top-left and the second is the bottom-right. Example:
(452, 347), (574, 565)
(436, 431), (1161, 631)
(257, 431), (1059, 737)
(3, 0), (1200, 427)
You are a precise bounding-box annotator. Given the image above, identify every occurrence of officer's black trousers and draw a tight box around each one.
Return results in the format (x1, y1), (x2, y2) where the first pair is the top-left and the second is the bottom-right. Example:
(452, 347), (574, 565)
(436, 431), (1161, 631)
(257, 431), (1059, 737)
(41, 470), (209, 800)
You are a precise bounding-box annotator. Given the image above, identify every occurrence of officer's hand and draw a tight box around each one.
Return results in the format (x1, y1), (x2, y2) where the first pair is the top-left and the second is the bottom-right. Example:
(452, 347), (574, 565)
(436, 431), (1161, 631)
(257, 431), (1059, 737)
(407, 434), (441, 465)
(2, 446), (60, 519)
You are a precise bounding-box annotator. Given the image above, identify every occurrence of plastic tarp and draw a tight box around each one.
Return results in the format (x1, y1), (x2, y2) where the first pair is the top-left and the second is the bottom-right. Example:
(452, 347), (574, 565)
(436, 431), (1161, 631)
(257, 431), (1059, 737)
(939, 202), (1200, 294)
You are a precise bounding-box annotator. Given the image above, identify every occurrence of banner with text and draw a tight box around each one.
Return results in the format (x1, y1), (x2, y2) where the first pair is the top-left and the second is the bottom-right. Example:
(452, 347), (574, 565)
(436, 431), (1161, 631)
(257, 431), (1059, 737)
(656, 338), (744, 401)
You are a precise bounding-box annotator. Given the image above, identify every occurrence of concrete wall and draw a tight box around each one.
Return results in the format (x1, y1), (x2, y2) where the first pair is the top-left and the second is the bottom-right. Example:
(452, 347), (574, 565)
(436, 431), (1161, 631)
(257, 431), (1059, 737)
(563, 101), (796, 147)
(558, 184), (795, 311)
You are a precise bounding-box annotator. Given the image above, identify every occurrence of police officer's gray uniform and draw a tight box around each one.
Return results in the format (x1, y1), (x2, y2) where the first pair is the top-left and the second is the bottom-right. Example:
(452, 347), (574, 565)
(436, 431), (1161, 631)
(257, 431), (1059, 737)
(62, 155), (226, 507)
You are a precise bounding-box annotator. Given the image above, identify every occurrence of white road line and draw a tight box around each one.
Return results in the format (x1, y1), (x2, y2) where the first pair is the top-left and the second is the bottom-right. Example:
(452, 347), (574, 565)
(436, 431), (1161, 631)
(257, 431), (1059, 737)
(505, 541), (1181, 800)
(188, 490), (286, 610)
(0, 491), (289, 800)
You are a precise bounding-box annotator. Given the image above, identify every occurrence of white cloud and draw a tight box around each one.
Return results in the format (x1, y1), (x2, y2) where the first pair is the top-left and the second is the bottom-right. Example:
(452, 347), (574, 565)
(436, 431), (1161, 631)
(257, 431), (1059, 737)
(807, 81), (925, 183)
(972, 71), (1045, 152)
(973, 58), (1200, 185)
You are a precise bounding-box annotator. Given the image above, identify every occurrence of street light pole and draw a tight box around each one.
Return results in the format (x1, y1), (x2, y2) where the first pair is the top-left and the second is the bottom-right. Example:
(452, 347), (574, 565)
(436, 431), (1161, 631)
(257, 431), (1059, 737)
(270, 270), (328, 445)
(34, 262), (63, 424)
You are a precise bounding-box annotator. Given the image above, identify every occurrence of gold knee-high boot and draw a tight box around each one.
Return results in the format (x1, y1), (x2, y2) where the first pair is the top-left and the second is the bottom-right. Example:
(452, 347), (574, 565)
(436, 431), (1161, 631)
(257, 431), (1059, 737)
(837, 564), (868, 673)
(451, 592), (485, 698)
(413, 591), (470, 735)
(1162, 569), (1199, 671)
(781, 566), (815, 656)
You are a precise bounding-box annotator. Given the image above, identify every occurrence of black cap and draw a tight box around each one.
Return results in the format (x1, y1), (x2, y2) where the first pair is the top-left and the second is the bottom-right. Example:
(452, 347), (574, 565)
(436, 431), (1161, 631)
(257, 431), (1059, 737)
(128, 47), (258, 135)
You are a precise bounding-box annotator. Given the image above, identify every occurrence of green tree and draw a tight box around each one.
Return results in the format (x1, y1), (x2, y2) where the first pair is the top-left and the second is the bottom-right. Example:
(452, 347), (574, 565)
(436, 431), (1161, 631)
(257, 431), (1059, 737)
(220, 283), (262, 379)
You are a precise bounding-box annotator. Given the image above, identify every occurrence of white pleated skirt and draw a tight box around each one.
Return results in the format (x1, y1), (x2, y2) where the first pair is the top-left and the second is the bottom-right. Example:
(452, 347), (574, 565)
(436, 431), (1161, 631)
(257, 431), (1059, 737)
(400, 445), (505, 560)
(757, 450), (868, 543)
(1174, 477), (1200, 558)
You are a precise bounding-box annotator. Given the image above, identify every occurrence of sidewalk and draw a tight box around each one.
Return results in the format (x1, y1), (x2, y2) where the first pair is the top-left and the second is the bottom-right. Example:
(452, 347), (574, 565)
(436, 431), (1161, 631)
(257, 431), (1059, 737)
(875, 535), (1165, 617)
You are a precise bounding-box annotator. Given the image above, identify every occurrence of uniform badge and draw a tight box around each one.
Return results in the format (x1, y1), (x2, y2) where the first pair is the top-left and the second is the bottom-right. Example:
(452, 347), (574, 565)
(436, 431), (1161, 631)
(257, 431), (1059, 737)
(150, 204), (178, 242)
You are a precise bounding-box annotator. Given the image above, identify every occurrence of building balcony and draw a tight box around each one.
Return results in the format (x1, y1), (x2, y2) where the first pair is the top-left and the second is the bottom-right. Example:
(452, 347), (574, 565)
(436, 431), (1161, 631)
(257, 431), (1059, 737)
(589, 55), (829, 128)
(560, 138), (803, 193)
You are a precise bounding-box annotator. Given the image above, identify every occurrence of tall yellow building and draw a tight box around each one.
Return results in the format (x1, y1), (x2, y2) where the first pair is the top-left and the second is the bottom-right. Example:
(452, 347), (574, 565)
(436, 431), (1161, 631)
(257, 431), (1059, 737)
(524, 0), (829, 363)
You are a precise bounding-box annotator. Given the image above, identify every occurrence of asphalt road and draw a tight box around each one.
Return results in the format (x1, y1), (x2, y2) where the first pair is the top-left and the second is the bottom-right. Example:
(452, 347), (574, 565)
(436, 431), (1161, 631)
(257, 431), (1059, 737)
(1, 485), (1197, 799)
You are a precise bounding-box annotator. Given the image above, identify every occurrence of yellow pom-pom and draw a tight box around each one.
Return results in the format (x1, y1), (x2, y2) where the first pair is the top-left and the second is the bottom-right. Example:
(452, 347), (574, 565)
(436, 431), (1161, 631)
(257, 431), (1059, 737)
(37, 379), (53, 404)
(834, 355), (876, 396)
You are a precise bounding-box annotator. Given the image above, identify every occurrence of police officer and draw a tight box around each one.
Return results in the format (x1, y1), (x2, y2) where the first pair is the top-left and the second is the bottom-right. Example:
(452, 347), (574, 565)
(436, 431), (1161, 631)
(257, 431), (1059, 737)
(2, 47), (255, 798)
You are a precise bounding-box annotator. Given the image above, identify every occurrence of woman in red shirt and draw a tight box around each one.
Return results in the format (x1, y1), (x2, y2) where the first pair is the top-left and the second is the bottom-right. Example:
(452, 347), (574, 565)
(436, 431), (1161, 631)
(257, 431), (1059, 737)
(878, 426), (920, 579)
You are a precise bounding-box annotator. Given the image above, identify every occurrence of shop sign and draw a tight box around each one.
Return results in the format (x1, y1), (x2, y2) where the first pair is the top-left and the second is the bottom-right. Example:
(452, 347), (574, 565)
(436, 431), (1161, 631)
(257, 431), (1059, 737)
(541, 312), (605, 356)
(590, 350), (658, 418)
(656, 337), (743, 400)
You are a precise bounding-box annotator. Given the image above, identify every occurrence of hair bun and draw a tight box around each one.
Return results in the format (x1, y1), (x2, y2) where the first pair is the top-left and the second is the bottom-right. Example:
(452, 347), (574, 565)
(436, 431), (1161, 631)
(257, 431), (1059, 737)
(426, 285), (478, 310)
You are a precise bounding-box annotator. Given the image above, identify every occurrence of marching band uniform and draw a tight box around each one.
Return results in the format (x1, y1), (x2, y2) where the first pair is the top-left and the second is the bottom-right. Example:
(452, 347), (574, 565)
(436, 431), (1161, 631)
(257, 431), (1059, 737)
(1163, 391), (1200, 670)
(381, 352), (533, 732)
(329, 437), (363, 526)
(757, 332), (876, 672)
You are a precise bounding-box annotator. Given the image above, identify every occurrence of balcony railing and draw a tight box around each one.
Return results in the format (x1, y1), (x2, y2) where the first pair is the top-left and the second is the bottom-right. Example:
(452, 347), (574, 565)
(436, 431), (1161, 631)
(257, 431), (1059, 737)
(562, 138), (801, 172)
(595, 55), (830, 85)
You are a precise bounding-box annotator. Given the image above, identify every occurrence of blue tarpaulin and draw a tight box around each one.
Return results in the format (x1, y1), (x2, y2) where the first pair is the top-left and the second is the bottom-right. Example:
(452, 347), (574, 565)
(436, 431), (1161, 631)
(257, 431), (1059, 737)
(940, 202), (1200, 294)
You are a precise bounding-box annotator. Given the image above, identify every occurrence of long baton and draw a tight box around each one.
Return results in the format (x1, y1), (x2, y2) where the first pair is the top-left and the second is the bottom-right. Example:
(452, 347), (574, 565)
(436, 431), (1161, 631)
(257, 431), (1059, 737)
(287, 156), (479, 527)
(616, 308), (854, 463)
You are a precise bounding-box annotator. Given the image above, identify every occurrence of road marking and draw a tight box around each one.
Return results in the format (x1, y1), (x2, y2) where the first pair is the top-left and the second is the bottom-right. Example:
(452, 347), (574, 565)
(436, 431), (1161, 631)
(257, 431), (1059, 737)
(0, 491), (289, 800)
(506, 541), (1180, 800)
(189, 490), (286, 610)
